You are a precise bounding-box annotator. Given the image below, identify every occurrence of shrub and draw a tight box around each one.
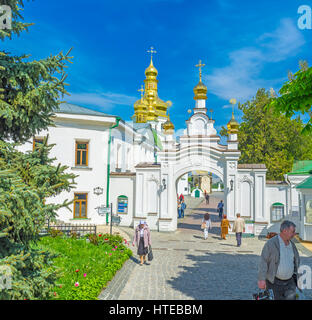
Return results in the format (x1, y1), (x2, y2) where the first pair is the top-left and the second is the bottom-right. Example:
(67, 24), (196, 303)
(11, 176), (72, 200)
(48, 229), (64, 238)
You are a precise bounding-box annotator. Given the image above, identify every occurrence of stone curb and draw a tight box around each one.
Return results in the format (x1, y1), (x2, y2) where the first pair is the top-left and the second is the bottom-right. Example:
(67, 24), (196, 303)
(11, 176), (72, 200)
(98, 256), (137, 300)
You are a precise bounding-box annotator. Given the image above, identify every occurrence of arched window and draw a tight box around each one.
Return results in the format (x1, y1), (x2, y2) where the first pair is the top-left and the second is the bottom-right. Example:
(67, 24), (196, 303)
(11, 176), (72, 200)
(271, 203), (284, 222)
(306, 200), (312, 224)
(117, 195), (128, 214)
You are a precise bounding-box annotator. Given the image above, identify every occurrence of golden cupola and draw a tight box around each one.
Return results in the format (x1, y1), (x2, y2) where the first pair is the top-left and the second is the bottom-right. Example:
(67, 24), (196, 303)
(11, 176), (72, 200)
(227, 112), (239, 134)
(162, 113), (175, 135)
(133, 47), (170, 123)
(227, 98), (239, 134)
(133, 85), (148, 123)
(194, 60), (208, 100)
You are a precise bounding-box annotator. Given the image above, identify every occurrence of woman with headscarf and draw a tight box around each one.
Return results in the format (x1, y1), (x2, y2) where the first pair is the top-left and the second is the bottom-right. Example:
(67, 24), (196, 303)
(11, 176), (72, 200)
(202, 212), (212, 240)
(220, 214), (231, 240)
(132, 220), (152, 266)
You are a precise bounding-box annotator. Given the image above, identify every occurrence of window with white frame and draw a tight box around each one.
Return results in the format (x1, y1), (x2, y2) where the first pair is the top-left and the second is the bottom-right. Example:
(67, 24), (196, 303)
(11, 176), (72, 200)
(306, 200), (312, 224)
(271, 203), (284, 222)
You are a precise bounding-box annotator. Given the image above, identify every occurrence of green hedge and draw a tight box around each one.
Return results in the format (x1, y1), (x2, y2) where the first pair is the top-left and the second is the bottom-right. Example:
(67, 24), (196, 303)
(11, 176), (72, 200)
(34, 233), (132, 300)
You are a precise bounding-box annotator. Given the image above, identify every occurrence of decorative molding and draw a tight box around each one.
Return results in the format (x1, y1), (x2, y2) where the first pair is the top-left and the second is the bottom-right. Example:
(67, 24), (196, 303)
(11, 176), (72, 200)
(148, 174), (160, 186)
(148, 212), (158, 216)
(228, 162), (237, 170)
(237, 175), (254, 190)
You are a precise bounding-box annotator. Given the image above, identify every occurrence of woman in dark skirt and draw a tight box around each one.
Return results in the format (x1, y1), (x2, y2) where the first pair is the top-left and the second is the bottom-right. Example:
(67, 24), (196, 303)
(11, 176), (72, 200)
(132, 220), (152, 266)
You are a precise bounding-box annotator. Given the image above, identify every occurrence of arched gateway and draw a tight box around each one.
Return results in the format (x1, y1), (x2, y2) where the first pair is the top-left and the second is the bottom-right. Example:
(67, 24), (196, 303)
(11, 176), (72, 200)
(133, 58), (268, 235)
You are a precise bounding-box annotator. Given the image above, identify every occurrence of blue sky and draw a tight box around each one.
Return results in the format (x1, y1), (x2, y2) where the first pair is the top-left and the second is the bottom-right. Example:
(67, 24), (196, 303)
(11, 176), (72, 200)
(4, 0), (312, 137)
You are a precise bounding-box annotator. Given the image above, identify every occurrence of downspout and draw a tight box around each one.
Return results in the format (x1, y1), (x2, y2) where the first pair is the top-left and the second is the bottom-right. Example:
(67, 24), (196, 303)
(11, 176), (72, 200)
(106, 116), (121, 224)
(284, 174), (292, 217)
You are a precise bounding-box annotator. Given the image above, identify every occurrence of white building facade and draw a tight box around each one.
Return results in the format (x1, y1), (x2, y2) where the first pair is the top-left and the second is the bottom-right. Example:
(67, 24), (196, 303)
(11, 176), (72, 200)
(16, 57), (312, 240)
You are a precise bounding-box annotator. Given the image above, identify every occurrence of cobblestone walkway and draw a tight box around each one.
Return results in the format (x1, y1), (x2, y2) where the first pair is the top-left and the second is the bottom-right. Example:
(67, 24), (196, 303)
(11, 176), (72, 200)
(99, 194), (312, 300)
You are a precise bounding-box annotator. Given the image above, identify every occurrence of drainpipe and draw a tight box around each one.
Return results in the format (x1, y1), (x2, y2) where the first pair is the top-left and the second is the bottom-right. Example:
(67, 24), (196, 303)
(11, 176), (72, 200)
(106, 116), (121, 224)
(284, 174), (292, 217)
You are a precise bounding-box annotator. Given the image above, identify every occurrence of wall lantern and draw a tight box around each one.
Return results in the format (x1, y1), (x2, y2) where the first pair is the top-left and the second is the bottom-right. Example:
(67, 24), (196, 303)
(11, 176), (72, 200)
(230, 179), (234, 191)
(93, 186), (103, 196)
(162, 178), (167, 190)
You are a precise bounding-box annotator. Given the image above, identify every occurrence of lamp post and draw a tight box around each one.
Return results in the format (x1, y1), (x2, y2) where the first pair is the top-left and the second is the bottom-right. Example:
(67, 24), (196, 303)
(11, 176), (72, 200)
(106, 117), (121, 224)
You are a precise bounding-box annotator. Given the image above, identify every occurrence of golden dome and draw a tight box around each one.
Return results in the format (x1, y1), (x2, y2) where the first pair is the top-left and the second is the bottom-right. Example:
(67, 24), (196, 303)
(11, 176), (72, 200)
(193, 80), (208, 100)
(227, 113), (239, 134)
(145, 58), (158, 77)
(133, 48), (169, 123)
(162, 115), (175, 135)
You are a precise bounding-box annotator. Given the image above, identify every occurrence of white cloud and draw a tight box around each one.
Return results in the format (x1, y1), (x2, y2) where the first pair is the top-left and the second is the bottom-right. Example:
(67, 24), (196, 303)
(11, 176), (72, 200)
(204, 18), (306, 102)
(66, 92), (137, 111)
(222, 104), (233, 109)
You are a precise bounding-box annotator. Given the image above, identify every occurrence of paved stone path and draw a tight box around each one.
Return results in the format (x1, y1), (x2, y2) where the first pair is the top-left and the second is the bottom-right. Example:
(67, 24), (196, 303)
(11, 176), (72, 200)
(99, 194), (312, 300)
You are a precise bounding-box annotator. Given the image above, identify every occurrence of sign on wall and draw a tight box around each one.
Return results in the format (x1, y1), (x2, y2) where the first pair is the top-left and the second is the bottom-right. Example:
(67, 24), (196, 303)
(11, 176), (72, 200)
(117, 195), (128, 213)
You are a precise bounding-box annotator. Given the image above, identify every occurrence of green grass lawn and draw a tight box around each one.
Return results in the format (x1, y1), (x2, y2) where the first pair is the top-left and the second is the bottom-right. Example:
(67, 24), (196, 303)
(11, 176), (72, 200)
(34, 234), (132, 300)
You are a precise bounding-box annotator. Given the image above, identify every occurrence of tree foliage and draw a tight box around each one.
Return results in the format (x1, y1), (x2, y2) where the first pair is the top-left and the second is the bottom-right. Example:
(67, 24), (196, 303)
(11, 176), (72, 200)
(220, 89), (312, 180)
(270, 61), (312, 134)
(0, 0), (34, 40)
(0, 0), (76, 299)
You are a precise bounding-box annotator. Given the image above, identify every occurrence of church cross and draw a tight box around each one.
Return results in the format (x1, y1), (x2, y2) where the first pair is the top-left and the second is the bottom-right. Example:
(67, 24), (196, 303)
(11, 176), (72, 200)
(147, 46), (157, 59)
(138, 85), (144, 99)
(195, 59), (205, 81)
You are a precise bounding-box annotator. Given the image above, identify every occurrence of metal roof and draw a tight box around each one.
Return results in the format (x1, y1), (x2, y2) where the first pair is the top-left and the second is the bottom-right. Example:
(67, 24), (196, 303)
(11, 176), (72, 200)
(288, 160), (312, 175)
(296, 176), (312, 189)
(55, 103), (116, 117)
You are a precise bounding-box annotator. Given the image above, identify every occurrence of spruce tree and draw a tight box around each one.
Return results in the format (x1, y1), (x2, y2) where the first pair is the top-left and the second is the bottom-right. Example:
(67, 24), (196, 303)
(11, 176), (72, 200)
(0, 0), (76, 299)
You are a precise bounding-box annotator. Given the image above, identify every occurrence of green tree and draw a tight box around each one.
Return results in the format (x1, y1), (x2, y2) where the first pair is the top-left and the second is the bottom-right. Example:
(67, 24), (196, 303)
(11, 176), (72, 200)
(0, 0), (76, 299)
(220, 89), (312, 180)
(270, 61), (312, 134)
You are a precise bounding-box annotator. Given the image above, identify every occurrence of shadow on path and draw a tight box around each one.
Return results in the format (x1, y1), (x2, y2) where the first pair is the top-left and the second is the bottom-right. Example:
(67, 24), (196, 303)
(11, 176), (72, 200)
(167, 252), (259, 300)
(166, 254), (312, 300)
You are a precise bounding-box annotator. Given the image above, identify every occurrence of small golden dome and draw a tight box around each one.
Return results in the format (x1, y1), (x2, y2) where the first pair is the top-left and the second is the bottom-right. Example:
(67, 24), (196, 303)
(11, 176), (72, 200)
(227, 113), (239, 134)
(162, 117), (175, 135)
(145, 58), (158, 77)
(193, 80), (207, 100)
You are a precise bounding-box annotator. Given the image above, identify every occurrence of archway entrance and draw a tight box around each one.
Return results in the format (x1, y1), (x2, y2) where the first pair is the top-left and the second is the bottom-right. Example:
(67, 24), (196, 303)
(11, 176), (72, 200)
(175, 170), (225, 238)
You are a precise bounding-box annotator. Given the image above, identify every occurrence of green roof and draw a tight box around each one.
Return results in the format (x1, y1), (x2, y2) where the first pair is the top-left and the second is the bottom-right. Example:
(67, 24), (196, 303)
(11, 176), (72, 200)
(272, 202), (284, 207)
(288, 160), (312, 175)
(296, 176), (312, 189)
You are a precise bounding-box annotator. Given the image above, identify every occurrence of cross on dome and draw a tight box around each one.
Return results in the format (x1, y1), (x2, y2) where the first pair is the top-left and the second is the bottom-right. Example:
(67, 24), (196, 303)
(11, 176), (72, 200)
(147, 46), (157, 60)
(138, 85), (144, 99)
(195, 59), (206, 82)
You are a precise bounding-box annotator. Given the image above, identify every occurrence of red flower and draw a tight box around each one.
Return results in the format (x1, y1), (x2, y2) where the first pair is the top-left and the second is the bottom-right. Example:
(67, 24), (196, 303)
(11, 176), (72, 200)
(104, 238), (109, 241)
(75, 269), (80, 273)
(98, 234), (102, 237)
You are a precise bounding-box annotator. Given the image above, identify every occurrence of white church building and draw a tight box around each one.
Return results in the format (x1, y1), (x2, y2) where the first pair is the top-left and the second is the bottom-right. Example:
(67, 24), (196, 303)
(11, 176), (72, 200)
(17, 54), (312, 240)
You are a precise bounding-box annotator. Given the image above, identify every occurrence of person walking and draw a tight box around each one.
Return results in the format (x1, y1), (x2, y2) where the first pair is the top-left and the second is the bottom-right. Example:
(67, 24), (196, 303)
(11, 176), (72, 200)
(181, 199), (186, 218)
(202, 213), (212, 240)
(232, 213), (245, 247)
(177, 200), (182, 219)
(258, 220), (300, 300)
(205, 193), (209, 205)
(217, 200), (224, 219)
(220, 214), (231, 240)
(132, 220), (152, 266)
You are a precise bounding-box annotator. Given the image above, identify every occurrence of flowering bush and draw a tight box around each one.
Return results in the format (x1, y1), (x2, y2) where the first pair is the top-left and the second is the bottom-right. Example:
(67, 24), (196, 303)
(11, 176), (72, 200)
(37, 234), (132, 300)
